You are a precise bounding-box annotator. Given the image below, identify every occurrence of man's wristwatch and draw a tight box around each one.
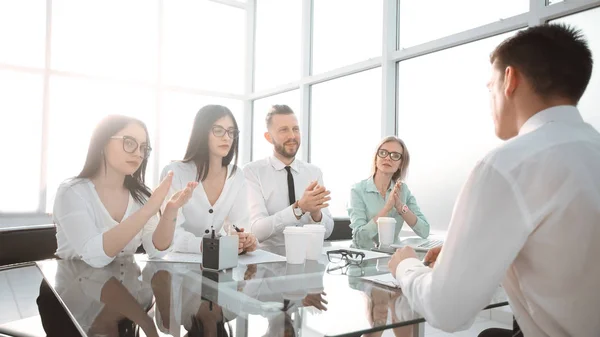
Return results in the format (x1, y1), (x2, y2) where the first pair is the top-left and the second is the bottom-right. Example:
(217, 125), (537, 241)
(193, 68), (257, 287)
(400, 204), (409, 215)
(293, 201), (305, 219)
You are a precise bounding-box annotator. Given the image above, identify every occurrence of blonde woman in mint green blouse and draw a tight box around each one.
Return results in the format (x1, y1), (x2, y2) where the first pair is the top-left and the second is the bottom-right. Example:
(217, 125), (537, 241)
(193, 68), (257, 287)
(348, 136), (430, 249)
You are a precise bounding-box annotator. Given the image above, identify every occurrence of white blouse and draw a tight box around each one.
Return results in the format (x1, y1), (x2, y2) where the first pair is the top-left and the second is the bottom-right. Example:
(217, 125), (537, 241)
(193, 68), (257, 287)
(160, 161), (249, 254)
(53, 178), (170, 268)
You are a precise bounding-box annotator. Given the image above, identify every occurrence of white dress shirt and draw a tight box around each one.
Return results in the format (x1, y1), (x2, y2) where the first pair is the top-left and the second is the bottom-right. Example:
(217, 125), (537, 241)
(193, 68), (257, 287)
(53, 178), (170, 268)
(243, 156), (334, 247)
(394, 106), (600, 336)
(160, 161), (248, 253)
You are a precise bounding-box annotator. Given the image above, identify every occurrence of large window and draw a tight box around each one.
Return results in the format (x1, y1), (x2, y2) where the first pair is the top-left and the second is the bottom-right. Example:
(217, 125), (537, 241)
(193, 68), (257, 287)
(553, 7), (600, 130)
(311, 69), (382, 218)
(397, 33), (514, 230)
(0, 70), (44, 213)
(254, 0), (302, 91)
(162, 0), (245, 94)
(312, 0), (382, 74)
(51, 0), (159, 82)
(399, 0), (527, 48)
(0, 1), (244, 222)
(0, 1), (46, 68)
(252, 90), (301, 161)
(4, 0), (600, 230)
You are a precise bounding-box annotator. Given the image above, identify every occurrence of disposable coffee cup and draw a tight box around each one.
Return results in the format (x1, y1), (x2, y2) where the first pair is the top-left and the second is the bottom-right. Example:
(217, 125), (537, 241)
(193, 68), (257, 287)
(303, 225), (326, 260)
(377, 217), (396, 246)
(284, 227), (310, 264)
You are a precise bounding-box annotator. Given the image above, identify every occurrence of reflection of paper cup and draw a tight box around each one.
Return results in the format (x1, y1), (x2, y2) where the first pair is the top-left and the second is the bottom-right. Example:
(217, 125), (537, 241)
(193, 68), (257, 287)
(283, 263), (308, 300)
(286, 262), (305, 276)
(377, 217), (396, 246)
(303, 225), (326, 260)
(304, 260), (326, 293)
(284, 227), (310, 264)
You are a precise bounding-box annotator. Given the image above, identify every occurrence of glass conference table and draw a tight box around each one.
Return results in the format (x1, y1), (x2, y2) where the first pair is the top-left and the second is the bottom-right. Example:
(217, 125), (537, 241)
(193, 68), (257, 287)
(25, 241), (507, 337)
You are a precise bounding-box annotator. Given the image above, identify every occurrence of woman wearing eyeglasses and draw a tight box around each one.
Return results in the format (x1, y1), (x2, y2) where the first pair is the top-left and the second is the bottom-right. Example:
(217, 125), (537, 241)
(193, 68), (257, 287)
(347, 136), (430, 249)
(53, 115), (198, 268)
(160, 105), (258, 255)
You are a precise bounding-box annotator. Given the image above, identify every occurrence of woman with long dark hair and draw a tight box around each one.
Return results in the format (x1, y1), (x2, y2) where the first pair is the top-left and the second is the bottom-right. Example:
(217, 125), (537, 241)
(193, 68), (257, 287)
(161, 105), (257, 254)
(53, 115), (198, 268)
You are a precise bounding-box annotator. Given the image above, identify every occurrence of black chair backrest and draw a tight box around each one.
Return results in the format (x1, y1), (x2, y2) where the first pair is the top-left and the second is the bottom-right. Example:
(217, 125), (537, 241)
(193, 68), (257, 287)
(327, 218), (352, 241)
(0, 225), (57, 266)
(0, 218), (353, 266)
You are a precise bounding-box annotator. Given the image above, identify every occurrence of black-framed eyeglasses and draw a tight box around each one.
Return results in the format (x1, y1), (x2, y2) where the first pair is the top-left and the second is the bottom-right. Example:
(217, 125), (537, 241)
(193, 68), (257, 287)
(212, 126), (240, 139)
(377, 149), (402, 161)
(326, 249), (365, 265)
(110, 136), (152, 159)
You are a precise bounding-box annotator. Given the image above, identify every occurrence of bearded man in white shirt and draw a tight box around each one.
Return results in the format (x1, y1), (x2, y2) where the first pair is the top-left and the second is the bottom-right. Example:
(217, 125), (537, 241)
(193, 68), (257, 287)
(388, 23), (600, 337)
(244, 105), (334, 247)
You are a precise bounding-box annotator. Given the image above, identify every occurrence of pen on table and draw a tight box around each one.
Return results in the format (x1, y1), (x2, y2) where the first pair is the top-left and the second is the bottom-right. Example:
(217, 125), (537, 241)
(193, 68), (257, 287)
(232, 225), (247, 255)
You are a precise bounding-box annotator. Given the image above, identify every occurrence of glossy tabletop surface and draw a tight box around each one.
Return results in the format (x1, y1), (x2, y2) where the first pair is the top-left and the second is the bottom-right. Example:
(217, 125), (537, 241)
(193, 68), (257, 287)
(2, 241), (508, 337)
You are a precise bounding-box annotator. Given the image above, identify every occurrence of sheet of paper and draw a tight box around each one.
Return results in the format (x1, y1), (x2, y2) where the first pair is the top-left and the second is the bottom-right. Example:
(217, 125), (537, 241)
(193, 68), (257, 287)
(142, 250), (286, 265)
(361, 273), (401, 289)
(238, 249), (286, 265)
(322, 246), (390, 261)
(143, 252), (203, 264)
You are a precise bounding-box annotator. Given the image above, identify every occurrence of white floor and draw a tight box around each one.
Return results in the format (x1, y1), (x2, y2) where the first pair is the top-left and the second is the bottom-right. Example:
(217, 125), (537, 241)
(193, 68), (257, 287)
(0, 265), (44, 326)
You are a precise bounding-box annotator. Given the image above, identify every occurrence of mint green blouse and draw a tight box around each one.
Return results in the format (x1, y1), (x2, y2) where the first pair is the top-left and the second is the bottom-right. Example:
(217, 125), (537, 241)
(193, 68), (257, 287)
(347, 176), (430, 249)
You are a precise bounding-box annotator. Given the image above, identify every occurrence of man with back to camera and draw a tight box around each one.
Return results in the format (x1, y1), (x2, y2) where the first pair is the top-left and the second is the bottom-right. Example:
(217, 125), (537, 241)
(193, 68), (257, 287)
(244, 105), (334, 247)
(388, 23), (600, 336)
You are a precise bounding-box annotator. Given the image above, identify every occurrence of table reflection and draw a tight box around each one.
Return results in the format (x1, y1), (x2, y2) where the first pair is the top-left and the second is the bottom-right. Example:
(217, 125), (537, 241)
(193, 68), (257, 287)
(30, 245), (507, 337)
(361, 285), (414, 337)
(143, 262), (237, 337)
(37, 257), (157, 337)
(342, 259), (421, 337)
(236, 260), (328, 337)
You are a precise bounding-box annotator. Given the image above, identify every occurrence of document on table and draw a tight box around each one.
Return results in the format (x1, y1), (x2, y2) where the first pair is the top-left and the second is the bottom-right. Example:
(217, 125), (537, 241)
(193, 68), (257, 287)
(361, 273), (401, 289)
(142, 250), (286, 265)
(142, 252), (203, 264)
(322, 246), (390, 261)
(238, 250), (286, 265)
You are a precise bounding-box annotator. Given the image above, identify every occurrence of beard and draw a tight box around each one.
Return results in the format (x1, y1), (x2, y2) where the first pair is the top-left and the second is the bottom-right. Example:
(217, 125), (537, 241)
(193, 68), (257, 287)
(274, 139), (300, 159)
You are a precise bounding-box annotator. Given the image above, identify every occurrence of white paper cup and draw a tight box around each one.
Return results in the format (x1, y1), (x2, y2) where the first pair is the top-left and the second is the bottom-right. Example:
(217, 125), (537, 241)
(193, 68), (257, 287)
(284, 227), (310, 264)
(303, 225), (326, 260)
(377, 217), (396, 246)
